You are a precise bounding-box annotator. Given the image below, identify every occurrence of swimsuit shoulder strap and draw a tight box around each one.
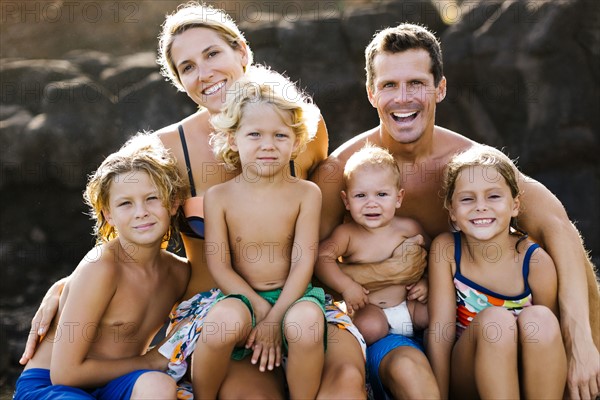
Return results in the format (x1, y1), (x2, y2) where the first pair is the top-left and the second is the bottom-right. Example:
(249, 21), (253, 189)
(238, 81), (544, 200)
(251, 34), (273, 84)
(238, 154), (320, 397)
(178, 125), (197, 197)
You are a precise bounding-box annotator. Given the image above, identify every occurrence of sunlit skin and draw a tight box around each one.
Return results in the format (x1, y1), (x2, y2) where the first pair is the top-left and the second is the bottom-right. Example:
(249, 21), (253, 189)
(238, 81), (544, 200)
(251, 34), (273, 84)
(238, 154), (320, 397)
(22, 171), (188, 397)
(172, 27), (248, 114)
(230, 103), (299, 183)
(200, 100), (324, 399)
(448, 165), (519, 244)
(368, 49), (446, 147)
(316, 164), (429, 346)
(428, 161), (566, 399)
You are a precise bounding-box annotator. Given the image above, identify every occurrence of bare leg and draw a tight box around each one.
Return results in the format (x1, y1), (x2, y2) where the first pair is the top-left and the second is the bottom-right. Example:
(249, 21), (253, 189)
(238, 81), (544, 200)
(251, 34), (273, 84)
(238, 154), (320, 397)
(353, 304), (389, 346)
(191, 298), (252, 399)
(518, 306), (567, 398)
(451, 307), (519, 399)
(407, 299), (429, 331)
(284, 301), (325, 400)
(218, 358), (285, 399)
(317, 325), (366, 399)
(379, 346), (440, 399)
(130, 371), (177, 399)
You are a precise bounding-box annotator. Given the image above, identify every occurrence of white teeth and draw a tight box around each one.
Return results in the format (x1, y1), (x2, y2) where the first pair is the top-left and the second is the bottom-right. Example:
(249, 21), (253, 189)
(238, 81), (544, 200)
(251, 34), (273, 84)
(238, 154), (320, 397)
(393, 111), (417, 118)
(473, 219), (493, 225)
(203, 81), (225, 95)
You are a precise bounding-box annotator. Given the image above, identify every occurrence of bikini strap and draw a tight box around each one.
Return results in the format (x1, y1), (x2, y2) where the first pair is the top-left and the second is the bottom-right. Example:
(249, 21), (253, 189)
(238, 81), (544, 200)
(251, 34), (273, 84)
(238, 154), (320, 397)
(178, 125), (197, 197)
(522, 242), (539, 293)
(453, 231), (462, 274)
(289, 160), (296, 177)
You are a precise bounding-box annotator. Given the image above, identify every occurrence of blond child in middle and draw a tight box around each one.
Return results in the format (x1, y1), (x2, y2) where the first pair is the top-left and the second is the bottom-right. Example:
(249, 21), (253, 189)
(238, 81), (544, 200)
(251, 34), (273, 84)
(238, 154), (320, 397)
(197, 67), (326, 399)
(316, 145), (429, 346)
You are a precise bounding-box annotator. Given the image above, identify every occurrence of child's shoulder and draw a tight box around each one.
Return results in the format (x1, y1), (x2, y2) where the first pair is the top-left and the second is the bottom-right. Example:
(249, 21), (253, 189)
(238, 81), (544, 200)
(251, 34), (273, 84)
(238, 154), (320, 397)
(519, 240), (553, 267)
(391, 216), (424, 234)
(68, 243), (121, 288)
(430, 231), (456, 251)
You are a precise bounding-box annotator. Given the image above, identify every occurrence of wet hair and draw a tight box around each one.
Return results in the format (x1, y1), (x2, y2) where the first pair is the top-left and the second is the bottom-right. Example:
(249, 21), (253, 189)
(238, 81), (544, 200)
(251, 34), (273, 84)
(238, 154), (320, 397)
(442, 145), (528, 250)
(344, 144), (402, 189)
(365, 23), (443, 92)
(209, 66), (320, 170)
(157, 1), (254, 92)
(84, 133), (188, 246)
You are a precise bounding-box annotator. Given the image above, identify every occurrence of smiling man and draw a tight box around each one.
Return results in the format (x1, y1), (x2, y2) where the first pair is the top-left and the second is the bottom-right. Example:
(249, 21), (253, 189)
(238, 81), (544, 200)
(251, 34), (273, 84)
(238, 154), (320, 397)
(312, 23), (599, 399)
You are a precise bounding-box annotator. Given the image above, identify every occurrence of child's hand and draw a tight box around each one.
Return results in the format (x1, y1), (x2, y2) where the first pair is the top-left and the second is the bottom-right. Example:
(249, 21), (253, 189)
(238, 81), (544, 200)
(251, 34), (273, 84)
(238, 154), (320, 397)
(406, 277), (428, 303)
(342, 282), (369, 313)
(246, 318), (282, 372)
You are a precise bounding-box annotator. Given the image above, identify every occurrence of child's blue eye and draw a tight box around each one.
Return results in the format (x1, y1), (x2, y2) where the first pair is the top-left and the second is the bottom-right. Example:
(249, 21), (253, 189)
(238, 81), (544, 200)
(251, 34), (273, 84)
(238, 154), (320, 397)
(354, 193), (365, 198)
(377, 192), (388, 197)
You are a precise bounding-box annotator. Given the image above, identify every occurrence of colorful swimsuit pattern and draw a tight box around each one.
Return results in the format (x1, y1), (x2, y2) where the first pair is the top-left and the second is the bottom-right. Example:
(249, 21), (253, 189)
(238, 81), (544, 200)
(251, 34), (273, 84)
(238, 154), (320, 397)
(453, 231), (537, 338)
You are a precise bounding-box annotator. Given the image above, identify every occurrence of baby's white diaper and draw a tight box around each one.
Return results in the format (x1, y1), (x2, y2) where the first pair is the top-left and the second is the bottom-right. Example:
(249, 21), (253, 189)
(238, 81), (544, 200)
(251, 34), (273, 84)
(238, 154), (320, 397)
(383, 300), (414, 337)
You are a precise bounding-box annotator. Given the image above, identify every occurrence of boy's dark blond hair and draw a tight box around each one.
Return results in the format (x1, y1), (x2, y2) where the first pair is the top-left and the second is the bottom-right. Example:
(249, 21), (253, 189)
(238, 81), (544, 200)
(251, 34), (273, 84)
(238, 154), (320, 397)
(84, 133), (188, 245)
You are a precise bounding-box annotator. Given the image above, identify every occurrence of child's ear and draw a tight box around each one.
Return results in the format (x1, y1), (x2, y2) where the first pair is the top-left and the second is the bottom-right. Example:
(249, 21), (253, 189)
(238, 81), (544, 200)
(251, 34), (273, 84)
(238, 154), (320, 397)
(228, 134), (238, 152)
(512, 195), (521, 217)
(341, 191), (350, 210)
(102, 209), (114, 226)
(396, 188), (405, 208)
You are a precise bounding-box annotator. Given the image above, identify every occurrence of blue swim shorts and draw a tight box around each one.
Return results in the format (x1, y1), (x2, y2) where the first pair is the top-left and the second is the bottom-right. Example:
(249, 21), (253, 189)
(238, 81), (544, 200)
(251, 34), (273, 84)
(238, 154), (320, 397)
(366, 333), (424, 400)
(13, 368), (165, 400)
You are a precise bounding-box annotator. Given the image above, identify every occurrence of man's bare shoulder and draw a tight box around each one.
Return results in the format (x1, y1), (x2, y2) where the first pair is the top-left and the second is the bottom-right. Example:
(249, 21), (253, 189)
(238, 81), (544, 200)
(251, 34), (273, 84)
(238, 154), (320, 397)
(432, 126), (477, 160)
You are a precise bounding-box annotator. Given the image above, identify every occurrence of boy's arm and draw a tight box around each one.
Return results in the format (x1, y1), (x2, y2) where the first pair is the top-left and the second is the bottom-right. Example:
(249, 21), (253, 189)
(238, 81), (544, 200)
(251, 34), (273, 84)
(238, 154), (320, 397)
(204, 188), (271, 319)
(518, 174), (599, 399)
(50, 261), (165, 387)
(20, 276), (69, 365)
(426, 233), (457, 399)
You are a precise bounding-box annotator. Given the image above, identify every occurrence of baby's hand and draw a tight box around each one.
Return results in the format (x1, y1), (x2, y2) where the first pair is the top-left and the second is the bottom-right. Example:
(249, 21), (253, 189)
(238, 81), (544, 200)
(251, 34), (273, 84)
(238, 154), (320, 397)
(406, 277), (428, 303)
(246, 318), (282, 372)
(342, 282), (369, 313)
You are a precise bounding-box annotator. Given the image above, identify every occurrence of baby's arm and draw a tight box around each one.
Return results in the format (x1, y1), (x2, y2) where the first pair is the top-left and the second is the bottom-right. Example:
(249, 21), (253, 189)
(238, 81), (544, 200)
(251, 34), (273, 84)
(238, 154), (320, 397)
(20, 276), (68, 365)
(50, 260), (166, 387)
(315, 226), (369, 313)
(527, 246), (560, 316)
(426, 233), (458, 399)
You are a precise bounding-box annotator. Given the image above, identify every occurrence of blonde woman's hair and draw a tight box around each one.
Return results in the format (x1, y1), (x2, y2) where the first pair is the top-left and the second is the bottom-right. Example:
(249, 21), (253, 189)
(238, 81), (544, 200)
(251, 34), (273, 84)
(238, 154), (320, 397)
(210, 66), (320, 170)
(157, 1), (254, 92)
(84, 133), (188, 245)
(442, 145), (528, 248)
(344, 144), (402, 189)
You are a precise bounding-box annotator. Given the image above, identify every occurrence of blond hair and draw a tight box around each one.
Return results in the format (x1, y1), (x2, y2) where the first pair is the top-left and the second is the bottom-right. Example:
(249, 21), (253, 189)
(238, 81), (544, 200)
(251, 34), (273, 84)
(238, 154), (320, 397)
(157, 1), (254, 92)
(210, 66), (320, 170)
(84, 133), (188, 245)
(344, 144), (402, 189)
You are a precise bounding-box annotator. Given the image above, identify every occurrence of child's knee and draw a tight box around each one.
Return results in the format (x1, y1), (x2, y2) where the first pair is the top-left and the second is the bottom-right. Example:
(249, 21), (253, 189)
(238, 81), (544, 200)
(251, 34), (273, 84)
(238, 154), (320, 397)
(131, 371), (176, 399)
(472, 307), (516, 344)
(284, 301), (324, 347)
(517, 305), (562, 344)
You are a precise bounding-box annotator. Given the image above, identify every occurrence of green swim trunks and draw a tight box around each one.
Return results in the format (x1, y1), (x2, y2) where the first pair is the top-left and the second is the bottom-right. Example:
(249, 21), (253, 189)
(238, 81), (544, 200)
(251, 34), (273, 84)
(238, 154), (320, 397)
(215, 284), (327, 360)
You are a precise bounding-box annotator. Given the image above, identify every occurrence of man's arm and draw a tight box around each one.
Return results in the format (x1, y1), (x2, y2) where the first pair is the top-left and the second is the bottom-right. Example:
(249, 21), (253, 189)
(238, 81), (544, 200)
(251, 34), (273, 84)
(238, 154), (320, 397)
(343, 235), (427, 291)
(518, 174), (600, 399)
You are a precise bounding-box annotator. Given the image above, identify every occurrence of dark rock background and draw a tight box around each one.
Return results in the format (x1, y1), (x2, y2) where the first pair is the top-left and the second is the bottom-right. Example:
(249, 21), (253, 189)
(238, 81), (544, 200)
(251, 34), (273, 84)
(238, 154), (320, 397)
(1, 0), (598, 396)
